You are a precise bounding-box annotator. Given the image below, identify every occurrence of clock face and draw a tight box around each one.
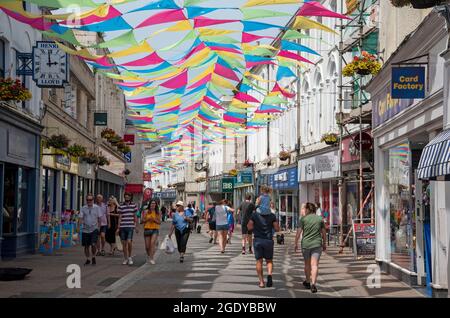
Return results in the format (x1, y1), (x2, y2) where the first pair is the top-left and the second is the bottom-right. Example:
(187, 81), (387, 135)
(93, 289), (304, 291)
(33, 41), (68, 88)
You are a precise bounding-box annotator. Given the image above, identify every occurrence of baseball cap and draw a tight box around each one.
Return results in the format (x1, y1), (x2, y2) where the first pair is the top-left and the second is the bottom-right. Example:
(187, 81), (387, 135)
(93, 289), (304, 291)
(176, 201), (184, 206)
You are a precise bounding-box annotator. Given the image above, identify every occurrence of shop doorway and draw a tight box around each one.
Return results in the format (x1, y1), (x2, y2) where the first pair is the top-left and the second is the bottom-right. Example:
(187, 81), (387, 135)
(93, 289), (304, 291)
(278, 193), (298, 232)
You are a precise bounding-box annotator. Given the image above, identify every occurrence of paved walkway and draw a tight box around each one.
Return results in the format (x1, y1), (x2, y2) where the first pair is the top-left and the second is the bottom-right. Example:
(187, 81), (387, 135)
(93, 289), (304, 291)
(0, 221), (425, 298)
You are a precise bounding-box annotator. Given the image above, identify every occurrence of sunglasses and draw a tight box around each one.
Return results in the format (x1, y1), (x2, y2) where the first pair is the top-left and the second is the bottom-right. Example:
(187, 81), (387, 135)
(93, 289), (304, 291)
(87, 199), (93, 202)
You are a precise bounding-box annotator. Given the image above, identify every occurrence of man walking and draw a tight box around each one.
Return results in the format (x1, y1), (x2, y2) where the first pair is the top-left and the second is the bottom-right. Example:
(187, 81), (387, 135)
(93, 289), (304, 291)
(247, 202), (280, 288)
(206, 202), (217, 244)
(95, 194), (108, 256)
(238, 194), (256, 255)
(79, 194), (101, 266)
(117, 192), (139, 266)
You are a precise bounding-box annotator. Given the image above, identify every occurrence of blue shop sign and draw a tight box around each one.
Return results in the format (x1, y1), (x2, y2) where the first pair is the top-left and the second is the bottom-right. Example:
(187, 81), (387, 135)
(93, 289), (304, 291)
(237, 170), (253, 184)
(391, 67), (425, 99)
(161, 190), (176, 199)
(272, 167), (298, 190)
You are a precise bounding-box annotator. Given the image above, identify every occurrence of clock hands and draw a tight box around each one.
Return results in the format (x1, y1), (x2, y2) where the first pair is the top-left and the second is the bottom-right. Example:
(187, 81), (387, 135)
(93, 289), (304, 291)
(47, 51), (58, 67)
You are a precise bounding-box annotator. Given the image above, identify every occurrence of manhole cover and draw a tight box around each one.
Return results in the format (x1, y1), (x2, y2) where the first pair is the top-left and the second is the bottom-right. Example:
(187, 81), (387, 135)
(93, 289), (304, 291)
(98, 277), (120, 287)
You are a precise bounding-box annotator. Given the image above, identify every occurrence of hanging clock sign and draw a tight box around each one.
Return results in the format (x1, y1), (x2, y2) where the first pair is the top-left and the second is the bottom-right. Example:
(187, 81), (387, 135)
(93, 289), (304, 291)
(32, 41), (68, 88)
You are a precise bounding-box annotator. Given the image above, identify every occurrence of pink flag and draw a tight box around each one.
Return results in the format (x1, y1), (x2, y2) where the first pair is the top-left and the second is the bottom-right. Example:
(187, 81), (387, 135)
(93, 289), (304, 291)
(203, 96), (225, 110)
(242, 32), (274, 43)
(1, 8), (53, 31)
(160, 70), (188, 89)
(272, 82), (296, 98)
(182, 101), (202, 112)
(198, 114), (218, 124)
(93, 56), (115, 66)
(60, 6), (121, 25)
(136, 9), (186, 28)
(121, 52), (164, 66)
(193, 16), (239, 28)
(297, 1), (351, 20)
(158, 105), (180, 113)
(235, 92), (260, 103)
(278, 50), (313, 64)
(223, 114), (245, 123)
(187, 74), (212, 89)
(246, 60), (276, 68)
(214, 63), (240, 82)
(127, 96), (156, 104)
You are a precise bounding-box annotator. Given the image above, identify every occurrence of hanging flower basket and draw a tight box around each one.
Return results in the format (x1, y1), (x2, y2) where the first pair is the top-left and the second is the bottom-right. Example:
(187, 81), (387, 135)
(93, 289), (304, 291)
(109, 135), (122, 145)
(67, 144), (87, 158)
(0, 78), (32, 102)
(343, 51), (381, 77)
(229, 169), (238, 176)
(81, 152), (99, 164)
(46, 134), (70, 150)
(98, 155), (110, 166)
(390, 0), (443, 8)
(321, 133), (338, 146)
(279, 151), (290, 161)
(195, 177), (206, 183)
(101, 128), (116, 140)
(243, 159), (253, 167)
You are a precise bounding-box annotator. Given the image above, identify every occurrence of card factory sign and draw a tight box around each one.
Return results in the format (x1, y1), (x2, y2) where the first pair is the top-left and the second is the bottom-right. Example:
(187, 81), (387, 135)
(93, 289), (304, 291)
(299, 151), (339, 182)
(391, 67), (425, 99)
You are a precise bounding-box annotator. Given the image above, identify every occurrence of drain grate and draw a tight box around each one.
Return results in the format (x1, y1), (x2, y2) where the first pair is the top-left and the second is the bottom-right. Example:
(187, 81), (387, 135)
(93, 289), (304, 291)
(97, 277), (121, 287)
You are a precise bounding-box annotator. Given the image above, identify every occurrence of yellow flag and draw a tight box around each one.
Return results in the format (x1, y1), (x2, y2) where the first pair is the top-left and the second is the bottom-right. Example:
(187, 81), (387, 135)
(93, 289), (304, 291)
(156, 98), (182, 110)
(107, 41), (153, 58)
(189, 64), (215, 85)
(211, 74), (236, 90)
(149, 20), (193, 38)
(231, 98), (250, 109)
(182, 47), (212, 68)
(197, 28), (237, 36)
(243, 0), (300, 8)
(244, 71), (275, 83)
(242, 43), (278, 52)
(55, 42), (101, 60)
(293, 16), (338, 34)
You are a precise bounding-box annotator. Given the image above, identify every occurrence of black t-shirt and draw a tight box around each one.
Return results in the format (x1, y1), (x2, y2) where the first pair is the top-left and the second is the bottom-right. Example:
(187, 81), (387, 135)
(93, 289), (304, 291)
(207, 207), (215, 222)
(250, 213), (277, 240)
(239, 201), (255, 223)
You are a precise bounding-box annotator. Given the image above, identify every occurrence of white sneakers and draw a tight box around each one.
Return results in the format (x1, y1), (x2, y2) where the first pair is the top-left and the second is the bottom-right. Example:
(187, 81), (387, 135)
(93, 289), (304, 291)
(146, 257), (156, 265)
(122, 259), (128, 265)
(128, 257), (134, 265)
(150, 259), (156, 265)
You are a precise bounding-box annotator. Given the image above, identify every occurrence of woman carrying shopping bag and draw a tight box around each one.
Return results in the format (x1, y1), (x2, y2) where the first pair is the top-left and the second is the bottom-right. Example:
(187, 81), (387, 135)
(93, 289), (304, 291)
(168, 201), (193, 263)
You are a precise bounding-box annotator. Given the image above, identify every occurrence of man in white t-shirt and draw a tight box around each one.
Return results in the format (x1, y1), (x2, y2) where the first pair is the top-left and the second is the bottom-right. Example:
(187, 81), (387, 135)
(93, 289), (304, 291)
(95, 194), (108, 256)
(79, 194), (101, 266)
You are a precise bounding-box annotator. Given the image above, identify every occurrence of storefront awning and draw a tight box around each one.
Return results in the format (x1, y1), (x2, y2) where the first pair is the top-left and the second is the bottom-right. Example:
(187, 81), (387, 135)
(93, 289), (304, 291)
(417, 129), (450, 181)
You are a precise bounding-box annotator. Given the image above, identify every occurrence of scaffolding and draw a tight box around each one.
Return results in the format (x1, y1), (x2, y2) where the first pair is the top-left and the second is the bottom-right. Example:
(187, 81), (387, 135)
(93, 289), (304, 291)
(337, 0), (377, 253)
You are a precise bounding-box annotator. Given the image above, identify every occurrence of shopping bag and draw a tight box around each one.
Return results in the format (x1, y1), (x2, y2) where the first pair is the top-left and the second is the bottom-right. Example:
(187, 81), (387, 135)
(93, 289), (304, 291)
(116, 235), (123, 251)
(164, 236), (175, 254)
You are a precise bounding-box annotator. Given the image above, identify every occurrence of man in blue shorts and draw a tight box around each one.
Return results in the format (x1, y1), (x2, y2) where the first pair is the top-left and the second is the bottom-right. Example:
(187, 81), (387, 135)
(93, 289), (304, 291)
(247, 202), (280, 288)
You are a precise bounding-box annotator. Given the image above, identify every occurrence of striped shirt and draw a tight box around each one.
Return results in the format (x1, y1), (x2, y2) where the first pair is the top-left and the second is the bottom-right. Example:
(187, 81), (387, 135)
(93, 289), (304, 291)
(118, 201), (138, 228)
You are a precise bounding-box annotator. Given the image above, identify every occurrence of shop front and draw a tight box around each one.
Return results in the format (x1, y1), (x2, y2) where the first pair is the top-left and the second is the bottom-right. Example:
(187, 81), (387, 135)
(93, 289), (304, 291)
(271, 165), (299, 232)
(367, 11), (448, 294)
(206, 176), (235, 204)
(158, 189), (177, 210)
(298, 150), (339, 230)
(234, 169), (255, 211)
(185, 181), (206, 209)
(96, 168), (124, 202)
(0, 106), (43, 258)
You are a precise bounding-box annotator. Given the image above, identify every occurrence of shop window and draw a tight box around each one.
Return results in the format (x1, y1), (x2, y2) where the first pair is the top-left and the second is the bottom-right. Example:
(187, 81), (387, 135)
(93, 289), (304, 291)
(42, 169), (56, 214)
(77, 176), (84, 211)
(2, 165), (30, 234)
(0, 39), (5, 78)
(386, 143), (416, 272)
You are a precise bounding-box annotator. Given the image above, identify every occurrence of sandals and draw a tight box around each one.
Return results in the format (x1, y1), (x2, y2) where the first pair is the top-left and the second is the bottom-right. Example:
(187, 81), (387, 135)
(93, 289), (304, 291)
(258, 282), (265, 288)
(179, 256), (184, 263)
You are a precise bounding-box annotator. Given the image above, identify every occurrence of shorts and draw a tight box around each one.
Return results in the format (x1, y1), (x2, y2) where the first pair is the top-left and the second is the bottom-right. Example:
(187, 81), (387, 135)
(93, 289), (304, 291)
(99, 225), (107, 233)
(241, 221), (252, 235)
(119, 227), (134, 241)
(208, 221), (216, 231)
(253, 238), (274, 260)
(82, 230), (99, 247)
(144, 229), (159, 236)
(302, 247), (322, 261)
(216, 224), (229, 231)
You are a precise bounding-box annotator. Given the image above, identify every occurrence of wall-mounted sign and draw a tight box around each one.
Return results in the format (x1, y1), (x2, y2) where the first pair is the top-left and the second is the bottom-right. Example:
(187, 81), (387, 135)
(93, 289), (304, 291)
(123, 152), (132, 163)
(391, 67), (425, 99)
(272, 167), (298, 190)
(354, 132), (373, 151)
(55, 153), (70, 168)
(237, 170), (253, 184)
(94, 113), (108, 126)
(124, 134), (135, 145)
(32, 41), (69, 88)
(221, 177), (235, 193)
(299, 151), (339, 182)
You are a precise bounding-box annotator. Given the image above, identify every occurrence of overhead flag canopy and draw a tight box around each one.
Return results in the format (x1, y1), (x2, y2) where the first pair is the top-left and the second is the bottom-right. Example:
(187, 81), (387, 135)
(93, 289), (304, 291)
(2, 0), (349, 168)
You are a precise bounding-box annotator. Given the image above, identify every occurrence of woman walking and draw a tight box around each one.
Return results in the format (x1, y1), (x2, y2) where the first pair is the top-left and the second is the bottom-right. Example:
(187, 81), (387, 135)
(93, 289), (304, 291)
(294, 202), (327, 294)
(141, 199), (161, 265)
(106, 196), (120, 256)
(214, 200), (229, 253)
(168, 201), (193, 263)
(226, 202), (235, 244)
